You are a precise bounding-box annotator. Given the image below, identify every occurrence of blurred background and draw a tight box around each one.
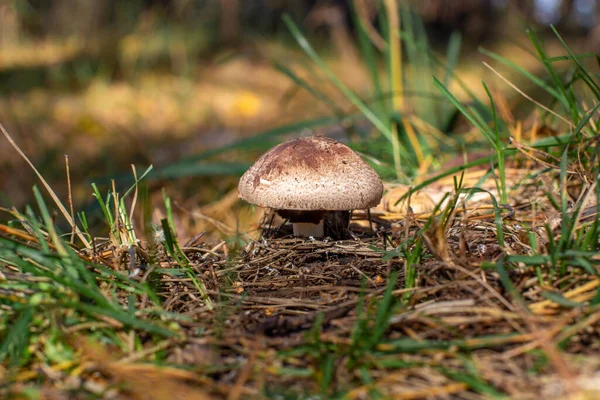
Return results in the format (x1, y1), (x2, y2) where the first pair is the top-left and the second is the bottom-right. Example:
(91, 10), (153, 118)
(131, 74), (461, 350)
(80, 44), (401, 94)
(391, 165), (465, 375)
(0, 0), (598, 238)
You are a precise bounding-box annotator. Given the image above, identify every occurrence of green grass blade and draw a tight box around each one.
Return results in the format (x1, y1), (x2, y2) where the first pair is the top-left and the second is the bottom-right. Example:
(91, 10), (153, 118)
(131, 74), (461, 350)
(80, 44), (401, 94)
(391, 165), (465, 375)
(541, 291), (582, 308)
(153, 115), (343, 178)
(274, 62), (345, 116)
(282, 14), (405, 173)
(526, 29), (579, 122)
(482, 82), (507, 204)
(0, 306), (32, 367)
(479, 47), (564, 105)
(433, 77), (495, 145)
(550, 26), (600, 98)
(351, 1), (388, 120)
(368, 272), (398, 348)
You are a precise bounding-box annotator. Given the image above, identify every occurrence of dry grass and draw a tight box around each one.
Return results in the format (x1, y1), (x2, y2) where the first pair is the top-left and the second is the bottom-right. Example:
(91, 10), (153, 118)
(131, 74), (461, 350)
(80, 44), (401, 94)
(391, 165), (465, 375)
(2, 156), (598, 399)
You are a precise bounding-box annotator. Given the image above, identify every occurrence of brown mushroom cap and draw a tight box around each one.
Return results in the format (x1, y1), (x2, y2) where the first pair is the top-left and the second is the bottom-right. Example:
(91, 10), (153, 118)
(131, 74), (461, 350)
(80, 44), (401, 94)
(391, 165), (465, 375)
(238, 136), (383, 211)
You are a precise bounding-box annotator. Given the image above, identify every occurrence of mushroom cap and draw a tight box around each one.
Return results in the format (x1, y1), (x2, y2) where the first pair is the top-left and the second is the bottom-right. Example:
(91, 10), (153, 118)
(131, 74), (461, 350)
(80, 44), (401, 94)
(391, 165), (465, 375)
(238, 136), (383, 211)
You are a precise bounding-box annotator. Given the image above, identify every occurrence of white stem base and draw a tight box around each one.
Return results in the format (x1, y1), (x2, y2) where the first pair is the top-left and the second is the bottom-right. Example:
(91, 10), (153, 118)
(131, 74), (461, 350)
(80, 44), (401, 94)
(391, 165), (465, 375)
(292, 220), (324, 237)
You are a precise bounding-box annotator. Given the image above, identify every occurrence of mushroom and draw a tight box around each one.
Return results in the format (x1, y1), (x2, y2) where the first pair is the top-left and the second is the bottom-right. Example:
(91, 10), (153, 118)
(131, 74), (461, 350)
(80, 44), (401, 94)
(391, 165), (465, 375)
(238, 136), (383, 238)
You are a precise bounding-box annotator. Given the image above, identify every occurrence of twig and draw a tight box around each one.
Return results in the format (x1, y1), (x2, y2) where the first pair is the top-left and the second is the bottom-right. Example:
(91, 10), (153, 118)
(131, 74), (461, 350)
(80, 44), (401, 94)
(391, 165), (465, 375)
(65, 155), (76, 244)
(483, 62), (575, 128)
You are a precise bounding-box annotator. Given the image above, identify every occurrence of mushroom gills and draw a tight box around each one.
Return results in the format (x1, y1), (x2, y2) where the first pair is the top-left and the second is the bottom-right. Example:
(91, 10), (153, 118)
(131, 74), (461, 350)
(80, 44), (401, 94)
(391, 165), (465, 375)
(324, 210), (351, 239)
(292, 220), (324, 237)
(277, 209), (326, 237)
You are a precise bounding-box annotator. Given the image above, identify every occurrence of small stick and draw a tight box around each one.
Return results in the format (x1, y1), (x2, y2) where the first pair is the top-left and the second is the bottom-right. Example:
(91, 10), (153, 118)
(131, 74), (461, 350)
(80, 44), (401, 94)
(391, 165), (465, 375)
(262, 210), (276, 239)
(273, 215), (287, 238)
(112, 179), (120, 244)
(65, 155), (76, 244)
(367, 208), (374, 233)
(127, 247), (141, 278)
(483, 62), (574, 128)
(128, 164), (139, 232)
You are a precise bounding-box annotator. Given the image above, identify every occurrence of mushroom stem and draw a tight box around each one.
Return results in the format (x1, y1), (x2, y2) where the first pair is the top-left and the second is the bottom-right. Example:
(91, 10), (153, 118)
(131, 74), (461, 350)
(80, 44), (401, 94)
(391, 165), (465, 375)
(292, 220), (324, 237)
